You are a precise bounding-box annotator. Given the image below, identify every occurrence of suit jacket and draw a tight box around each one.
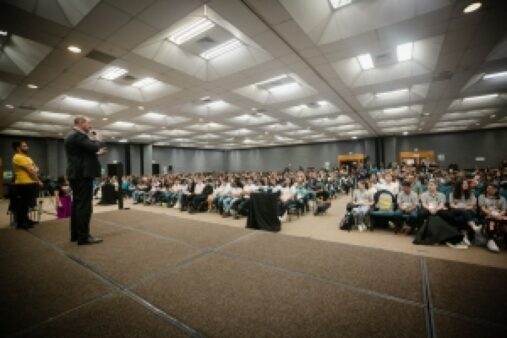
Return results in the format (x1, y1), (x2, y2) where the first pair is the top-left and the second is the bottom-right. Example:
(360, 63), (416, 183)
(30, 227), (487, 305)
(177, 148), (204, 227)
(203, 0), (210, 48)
(64, 128), (103, 179)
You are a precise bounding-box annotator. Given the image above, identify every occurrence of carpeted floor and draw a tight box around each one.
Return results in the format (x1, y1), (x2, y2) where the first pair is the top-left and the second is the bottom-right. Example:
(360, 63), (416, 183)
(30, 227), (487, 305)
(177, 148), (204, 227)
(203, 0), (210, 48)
(1, 209), (506, 337)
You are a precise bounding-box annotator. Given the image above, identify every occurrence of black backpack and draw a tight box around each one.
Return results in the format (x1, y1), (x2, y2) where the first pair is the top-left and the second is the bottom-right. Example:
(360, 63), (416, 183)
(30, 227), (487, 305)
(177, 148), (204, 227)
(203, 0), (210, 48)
(339, 212), (354, 231)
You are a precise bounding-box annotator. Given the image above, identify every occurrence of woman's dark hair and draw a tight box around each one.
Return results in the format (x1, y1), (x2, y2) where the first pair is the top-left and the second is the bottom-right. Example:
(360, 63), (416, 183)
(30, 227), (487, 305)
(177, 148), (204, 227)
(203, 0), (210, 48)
(453, 178), (470, 200)
(358, 179), (369, 190)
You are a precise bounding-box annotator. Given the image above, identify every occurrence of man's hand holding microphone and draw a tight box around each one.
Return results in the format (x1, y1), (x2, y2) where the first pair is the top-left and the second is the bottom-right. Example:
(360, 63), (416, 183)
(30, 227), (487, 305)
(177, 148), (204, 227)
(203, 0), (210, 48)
(91, 130), (108, 156)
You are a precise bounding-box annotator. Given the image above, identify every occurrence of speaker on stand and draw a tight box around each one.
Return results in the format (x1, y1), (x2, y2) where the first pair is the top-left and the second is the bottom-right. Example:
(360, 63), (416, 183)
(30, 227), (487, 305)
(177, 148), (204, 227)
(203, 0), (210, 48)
(108, 162), (126, 210)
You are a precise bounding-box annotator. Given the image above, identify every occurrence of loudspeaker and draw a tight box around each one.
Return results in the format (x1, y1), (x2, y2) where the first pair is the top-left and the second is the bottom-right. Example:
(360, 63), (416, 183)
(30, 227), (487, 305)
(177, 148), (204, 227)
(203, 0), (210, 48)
(168, 165), (173, 172)
(152, 163), (160, 175)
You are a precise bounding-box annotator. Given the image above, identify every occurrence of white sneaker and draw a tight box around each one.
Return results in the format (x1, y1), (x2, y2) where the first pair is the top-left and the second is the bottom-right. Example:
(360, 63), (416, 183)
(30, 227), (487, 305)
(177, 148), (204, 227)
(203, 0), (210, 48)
(358, 224), (366, 232)
(174, 201), (181, 209)
(471, 224), (482, 233)
(279, 212), (288, 222)
(462, 231), (471, 246)
(487, 239), (500, 253)
(446, 242), (468, 249)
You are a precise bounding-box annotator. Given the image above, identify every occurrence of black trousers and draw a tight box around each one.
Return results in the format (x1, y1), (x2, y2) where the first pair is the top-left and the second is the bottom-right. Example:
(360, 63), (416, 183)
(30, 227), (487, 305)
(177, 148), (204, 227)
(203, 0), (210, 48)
(70, 178), (93, 241)
(12, 183), (37, 229)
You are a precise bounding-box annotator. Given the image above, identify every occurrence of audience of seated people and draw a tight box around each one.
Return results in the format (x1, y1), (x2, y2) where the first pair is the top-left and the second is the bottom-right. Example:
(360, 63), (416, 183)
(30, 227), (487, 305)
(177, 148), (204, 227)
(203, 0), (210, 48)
(74, 162), (506, 253)
(346, 164), (507, 252)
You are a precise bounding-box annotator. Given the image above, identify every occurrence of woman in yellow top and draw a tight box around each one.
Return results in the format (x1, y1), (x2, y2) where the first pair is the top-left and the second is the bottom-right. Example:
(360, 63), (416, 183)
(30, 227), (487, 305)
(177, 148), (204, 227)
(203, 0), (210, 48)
(11, 141), (42, 229)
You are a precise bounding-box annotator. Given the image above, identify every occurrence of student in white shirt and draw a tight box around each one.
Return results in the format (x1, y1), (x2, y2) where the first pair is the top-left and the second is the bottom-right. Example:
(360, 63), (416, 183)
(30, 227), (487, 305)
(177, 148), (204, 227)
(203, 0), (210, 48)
(350, 180), (373, 231)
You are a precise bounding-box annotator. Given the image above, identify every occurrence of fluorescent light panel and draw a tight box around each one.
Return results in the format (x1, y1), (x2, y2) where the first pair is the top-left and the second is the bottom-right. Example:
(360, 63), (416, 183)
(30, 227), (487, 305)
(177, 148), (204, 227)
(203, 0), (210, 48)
(39, 111), (71, 119)
(462, 93), (498, 102)
(64, 96), (98, 106)
(329, 0), (352, 10)
(357, 54), (374, 70)
(376, 88), (409, 97)
(256, 74), (290, 87)
(483, 71), (507, 80)
(268, 82), (298, 92)
(100, 66), (128, 80)
(112, 121), (134, 128)
(132, 77), (158, 88)
(145, 112), (165, 119)
(383, 106), (409, 114)
(201, 39), (242, 60)
(169, 17), (215, 45)
(397, 42), (413, 62)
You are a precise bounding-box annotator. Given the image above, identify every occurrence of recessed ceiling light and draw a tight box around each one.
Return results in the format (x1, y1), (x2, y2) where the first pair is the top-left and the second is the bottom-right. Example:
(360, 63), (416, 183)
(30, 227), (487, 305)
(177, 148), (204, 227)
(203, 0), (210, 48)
(463, 2), (482, 14)
(423, 112), (431, 116)
(201, 39), (242, 60)
(357, 53), (374, 70)
(27, 84), (38, 89)
(475, 123), (481, 126)
(169, 17), (215, 45)
(5, 104), (14, 109)
(397, 42), (413, 62)
(267, 82), (298, 92)
(111, 136), (116, 139)
(132, 77), (157, 88)
(462, 93), (498, 102)
(375, 88), (409, 98)
(119, 139), (128, 143)
(102, 117), (108, 121)
(100, 66), (128, 80)
(317, 100), (328, 106)
(329, 0), (352, 10)
(0, 30), (8, 36)
(138, 105), (144, 110)
(67, 45), (82, 53)
(490, 114), (496, 118)
(403, 131), (409, 135)
(483, 71), (507, 80)
(351, 136), (358, 139)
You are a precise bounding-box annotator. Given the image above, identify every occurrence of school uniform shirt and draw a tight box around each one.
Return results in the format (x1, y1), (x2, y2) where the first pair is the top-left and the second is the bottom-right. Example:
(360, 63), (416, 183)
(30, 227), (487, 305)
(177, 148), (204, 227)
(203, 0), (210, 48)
(352, 189), (372, 204)
(397, 190), (419, 209)
(421, 191), (446, 209)
(449, 193), (476, 209)
(478, 194), (507, 212)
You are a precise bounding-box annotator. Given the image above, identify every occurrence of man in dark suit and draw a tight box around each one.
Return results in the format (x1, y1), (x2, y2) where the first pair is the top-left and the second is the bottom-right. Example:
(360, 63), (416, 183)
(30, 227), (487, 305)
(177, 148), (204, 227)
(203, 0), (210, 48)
(65, 116), (107, 245)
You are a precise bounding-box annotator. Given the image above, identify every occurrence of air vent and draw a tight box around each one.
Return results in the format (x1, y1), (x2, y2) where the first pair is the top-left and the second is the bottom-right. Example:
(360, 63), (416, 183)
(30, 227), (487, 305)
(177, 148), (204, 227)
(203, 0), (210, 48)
(432, 70), (454, 82)
(196, 36), (216, 44)
(18, 105), (36, 111)
(86, 50), (116, 64)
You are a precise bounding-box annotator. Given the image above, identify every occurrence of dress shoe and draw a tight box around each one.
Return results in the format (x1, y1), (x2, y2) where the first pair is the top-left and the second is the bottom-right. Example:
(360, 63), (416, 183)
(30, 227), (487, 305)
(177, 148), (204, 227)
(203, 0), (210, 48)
(77, 236), (103, 245)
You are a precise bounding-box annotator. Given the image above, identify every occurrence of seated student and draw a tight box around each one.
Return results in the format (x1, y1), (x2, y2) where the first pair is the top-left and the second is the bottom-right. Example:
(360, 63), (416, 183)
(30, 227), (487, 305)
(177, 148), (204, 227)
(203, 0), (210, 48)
(449, 178), (481, 246)
(416, 179), (467, 249)
(478, 183), (507, 252)
(221, 179), (243, 217)
(419, 179), (452, 222)
(211, 177), (231, 213)
(291, 171), (310, 214)
(188, 177), (213, 213)
(376, 172), (399, 195)
(132, 179), (150, 204)
(394, 181), (419, 234)
(350, 180), (373, 232)
(277, 177), (295, 222)
(180, 176), (198, 211)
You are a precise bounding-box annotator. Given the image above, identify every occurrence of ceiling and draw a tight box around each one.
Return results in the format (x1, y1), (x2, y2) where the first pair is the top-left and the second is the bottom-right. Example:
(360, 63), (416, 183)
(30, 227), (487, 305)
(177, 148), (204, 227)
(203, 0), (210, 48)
(0, 0), (506, 149)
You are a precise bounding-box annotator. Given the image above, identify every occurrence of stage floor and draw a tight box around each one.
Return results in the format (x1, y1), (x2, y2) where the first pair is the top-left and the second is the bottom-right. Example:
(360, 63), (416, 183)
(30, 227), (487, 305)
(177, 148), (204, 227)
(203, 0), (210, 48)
(1, 209), (506, 337)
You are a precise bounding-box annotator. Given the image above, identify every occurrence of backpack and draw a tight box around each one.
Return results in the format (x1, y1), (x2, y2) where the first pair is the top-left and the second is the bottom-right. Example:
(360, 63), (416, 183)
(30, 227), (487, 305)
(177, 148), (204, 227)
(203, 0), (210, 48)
(339, 212), (354, 231)
(374, 190), (396, 211)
